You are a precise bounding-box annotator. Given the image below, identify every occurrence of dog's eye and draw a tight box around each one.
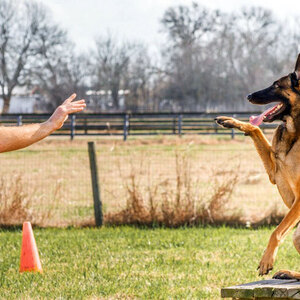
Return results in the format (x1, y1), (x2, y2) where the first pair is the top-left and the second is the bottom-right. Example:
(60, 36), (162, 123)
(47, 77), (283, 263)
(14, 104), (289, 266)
(274, 83), (280, 88)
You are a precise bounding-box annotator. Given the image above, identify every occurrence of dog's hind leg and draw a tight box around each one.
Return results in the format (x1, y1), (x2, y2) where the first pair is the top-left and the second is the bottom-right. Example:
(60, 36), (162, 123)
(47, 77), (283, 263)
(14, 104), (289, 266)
(215, 116), (276, 183)
(273, 223), (300, 280)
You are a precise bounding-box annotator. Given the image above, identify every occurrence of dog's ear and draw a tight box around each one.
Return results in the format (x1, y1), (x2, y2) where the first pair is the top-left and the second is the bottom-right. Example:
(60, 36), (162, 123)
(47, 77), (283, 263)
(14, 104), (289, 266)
(294, 53), (300, 80)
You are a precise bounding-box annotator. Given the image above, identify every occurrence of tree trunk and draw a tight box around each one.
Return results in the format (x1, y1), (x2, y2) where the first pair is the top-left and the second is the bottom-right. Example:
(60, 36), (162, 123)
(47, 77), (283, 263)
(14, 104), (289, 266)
(2, 95), (11, 113)
(111, 86), (119, 110)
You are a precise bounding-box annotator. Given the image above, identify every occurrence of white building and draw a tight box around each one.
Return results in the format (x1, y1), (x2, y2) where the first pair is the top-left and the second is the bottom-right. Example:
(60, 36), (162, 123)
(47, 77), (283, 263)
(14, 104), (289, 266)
(85, 89), (129, 111)
(0, 87), (40, 113)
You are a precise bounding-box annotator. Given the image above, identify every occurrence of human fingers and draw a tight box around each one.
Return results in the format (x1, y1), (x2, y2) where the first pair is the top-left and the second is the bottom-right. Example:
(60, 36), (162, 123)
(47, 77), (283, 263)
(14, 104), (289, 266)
(63, 93), (77, 104)
(70, 99), (85, 105)
(67, 106), (86, 114)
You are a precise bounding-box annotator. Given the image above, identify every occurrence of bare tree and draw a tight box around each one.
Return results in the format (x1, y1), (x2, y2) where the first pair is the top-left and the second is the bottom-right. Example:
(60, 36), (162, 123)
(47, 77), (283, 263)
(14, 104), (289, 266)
(159, 3), (296, 112)
(161, 2), (218, 48)
(31, 23), (88, 109)
(126, 44), (154, 111)
(2, 0), (300, 114)
(93, 35), (136, 109)
(0, 0), (48, 113)
(160, 3), (221, 110)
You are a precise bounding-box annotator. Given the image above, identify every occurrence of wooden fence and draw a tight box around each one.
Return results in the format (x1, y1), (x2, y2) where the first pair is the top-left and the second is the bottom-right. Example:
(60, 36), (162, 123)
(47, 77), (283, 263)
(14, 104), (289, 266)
(0, 112), (278, 140)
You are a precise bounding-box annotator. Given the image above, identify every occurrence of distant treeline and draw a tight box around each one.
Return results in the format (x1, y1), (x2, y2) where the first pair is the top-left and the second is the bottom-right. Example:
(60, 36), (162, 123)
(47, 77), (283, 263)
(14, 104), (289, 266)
(0, 1), (299, 113)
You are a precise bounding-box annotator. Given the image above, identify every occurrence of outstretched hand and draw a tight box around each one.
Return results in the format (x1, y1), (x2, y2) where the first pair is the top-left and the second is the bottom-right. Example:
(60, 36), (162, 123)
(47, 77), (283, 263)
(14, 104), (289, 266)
(48, 93), (86, 131)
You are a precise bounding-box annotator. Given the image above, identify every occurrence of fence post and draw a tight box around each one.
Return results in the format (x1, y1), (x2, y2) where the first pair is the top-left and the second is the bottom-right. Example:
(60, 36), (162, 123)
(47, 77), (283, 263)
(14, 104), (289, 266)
(123, 114), (129, 141)
(17, 115), (22, 126)
(178, 114), (182, 136)
(173, 117), (176, 134)
(70, 114), (76, 140)
(231, 113), (236, 139)
(231, 129), (235, 139)
(88, 141), (103, 227)
(84, 117), (88, 135)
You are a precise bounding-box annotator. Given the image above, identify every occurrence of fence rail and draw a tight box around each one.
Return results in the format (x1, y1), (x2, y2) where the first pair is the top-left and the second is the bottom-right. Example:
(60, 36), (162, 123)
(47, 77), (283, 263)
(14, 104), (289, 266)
(0, 112), (278, 140)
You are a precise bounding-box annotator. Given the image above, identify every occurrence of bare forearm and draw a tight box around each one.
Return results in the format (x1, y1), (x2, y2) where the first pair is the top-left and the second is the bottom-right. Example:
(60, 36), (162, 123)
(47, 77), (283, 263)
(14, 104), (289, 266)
(0, 94), (85, 153)
(0, 121), (55, 153)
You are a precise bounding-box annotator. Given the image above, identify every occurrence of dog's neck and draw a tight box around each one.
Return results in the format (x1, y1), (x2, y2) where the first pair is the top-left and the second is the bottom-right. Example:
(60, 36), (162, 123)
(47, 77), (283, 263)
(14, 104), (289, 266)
(282, 112), (300, 137)
(284, 116), (296, 134)
(275, 116), (298, 155)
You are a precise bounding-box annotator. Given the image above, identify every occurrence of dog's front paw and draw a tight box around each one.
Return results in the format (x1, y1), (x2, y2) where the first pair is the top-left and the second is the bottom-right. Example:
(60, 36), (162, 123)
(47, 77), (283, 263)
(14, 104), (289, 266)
(215, 116), (257, 134)
(257, 250), (276, 276)
(215, 116), (237, 129)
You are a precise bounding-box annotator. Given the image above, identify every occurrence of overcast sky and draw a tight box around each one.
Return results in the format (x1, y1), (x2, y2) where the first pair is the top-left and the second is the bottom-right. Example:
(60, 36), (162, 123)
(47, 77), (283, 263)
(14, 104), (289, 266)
(38, 0), (299, 53)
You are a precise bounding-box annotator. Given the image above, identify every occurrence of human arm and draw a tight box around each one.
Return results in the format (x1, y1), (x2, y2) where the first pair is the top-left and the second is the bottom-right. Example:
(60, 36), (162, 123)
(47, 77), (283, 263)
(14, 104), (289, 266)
(0, 93), (86, 153)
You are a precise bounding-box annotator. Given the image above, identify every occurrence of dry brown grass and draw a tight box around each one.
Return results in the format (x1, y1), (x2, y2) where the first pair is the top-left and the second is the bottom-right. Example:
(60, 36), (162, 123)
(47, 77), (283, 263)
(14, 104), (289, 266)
(105, 152), (242, 227)
(0, 136), (287, 227)
(0, 174), (59, 227)
(248, 203), (285, 227)
(0, 175), (32, 226)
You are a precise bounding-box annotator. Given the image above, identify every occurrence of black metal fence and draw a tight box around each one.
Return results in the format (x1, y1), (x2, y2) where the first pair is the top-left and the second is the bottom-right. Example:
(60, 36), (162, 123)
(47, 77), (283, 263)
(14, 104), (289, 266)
(0, 141), (102, 227)
(0, 112), (278, 140)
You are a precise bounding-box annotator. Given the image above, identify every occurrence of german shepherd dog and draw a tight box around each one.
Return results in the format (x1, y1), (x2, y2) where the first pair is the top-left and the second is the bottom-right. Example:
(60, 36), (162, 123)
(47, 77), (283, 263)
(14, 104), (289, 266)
(216, 54), (300, 279)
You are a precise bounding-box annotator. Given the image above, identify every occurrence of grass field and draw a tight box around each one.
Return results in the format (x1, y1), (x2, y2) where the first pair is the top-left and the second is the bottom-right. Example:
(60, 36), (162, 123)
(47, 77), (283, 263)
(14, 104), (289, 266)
(0, 134), (287, 226)
(0, 226), (298, 299)
(0, 135), (296, 299)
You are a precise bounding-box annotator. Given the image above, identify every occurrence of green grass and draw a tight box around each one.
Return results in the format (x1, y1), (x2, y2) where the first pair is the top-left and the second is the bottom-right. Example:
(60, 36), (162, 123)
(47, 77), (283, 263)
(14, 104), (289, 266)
(0, 226), (298, 299)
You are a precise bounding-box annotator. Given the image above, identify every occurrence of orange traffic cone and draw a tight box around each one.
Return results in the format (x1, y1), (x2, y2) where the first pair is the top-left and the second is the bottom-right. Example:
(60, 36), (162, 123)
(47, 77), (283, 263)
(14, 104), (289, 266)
(19, 222), (43, 273)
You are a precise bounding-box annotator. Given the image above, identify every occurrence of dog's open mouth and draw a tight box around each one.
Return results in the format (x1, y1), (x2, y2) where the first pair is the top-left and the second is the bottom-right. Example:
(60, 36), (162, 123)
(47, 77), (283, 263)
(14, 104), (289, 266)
(249, 102), (286, 126)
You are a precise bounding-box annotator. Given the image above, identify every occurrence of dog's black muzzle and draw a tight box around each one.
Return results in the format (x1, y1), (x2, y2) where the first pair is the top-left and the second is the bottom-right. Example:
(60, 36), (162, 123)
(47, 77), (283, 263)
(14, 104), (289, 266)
(247, 85), (278, 105)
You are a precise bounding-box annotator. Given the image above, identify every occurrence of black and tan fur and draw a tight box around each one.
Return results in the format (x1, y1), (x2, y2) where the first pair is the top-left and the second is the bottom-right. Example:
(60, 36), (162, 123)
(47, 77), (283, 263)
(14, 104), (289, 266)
(216, 54), (300, 279)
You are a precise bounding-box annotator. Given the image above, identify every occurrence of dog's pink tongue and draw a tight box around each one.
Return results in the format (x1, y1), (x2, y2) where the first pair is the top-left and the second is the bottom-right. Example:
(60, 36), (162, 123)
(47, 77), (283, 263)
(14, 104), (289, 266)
(249, 106), (275, 126)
